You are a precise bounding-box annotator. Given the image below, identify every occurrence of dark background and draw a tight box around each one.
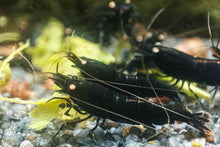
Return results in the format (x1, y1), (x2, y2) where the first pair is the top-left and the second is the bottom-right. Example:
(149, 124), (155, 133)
(1, 0), (220, 42)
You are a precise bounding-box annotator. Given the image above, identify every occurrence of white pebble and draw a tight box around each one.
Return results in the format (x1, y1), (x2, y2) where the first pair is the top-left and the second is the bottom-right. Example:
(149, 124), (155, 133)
(19, 140), (34, 147)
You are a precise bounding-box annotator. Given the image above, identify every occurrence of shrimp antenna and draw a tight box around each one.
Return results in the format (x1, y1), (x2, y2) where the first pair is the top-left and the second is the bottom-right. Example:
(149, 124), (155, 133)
(207, 12), (220, 58)
(18, 53), (38, 90)
(69, 47), (72, 53)
(207, 11), (215, 48)
(140, 57), (171, 140)
(56, 62), (59, 73)
(146, 1), (172, 30)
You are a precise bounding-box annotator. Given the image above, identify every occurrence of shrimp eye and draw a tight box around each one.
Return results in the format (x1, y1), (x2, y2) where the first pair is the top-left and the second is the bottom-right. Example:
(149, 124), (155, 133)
(81, 60), (87, 65)
(155, 42), (161, 46)
(72, 73), (78, 79)
(136, 35), (143, 42)
(146, 32), (152, 38)
(159, 34), (166, 41)
(109, 1), (116, 8)
(205, 130), (214, 142)
(152, 47), (159, 53)
(69, 84), (76, 90)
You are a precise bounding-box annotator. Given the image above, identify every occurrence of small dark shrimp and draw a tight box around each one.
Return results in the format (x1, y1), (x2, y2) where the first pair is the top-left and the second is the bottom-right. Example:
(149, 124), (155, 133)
(96, 1), (165, 44)
(50, 72), (210, 133)
(137, 42), (220, 86)
(65, 52), (179, 99)
(96, 1), (134, 44)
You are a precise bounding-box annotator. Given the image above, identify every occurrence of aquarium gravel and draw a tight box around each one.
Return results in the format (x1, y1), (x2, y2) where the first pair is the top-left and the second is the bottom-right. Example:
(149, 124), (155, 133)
(0, 96), (220, 146)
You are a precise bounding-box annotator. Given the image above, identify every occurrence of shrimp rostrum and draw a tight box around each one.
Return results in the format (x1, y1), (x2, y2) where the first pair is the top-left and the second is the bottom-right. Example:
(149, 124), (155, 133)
(49, 72), (210, 134)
